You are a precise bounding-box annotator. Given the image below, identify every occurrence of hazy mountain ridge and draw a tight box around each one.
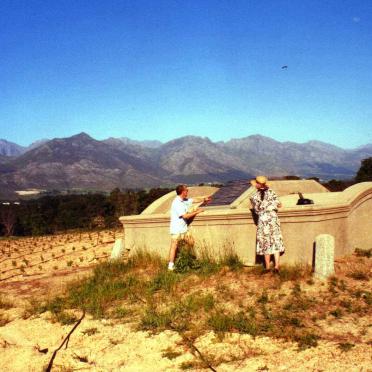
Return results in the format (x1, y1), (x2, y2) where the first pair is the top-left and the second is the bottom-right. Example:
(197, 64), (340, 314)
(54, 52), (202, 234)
(0, 132), (371, 198)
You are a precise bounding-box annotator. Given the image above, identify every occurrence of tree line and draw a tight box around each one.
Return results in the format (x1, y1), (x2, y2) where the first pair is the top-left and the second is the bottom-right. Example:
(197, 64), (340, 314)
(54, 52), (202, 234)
(0, 187), (172, 237)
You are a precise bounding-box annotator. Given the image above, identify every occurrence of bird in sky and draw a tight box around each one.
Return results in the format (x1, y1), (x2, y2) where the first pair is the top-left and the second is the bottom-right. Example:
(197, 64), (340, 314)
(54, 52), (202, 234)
(281, 65), (288, 69)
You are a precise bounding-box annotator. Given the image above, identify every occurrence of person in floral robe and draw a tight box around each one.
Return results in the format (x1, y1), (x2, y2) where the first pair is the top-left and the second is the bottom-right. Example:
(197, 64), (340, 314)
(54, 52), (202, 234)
(250, 176), (285, 272)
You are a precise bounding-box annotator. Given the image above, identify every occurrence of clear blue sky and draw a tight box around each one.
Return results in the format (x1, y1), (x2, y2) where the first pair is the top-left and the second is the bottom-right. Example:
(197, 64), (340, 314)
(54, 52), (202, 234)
(1, 0), (371, 148)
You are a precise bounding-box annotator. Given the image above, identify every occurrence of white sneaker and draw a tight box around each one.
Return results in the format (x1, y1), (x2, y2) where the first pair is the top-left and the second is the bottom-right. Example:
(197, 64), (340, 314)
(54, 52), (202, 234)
(168, 262), (175, 271)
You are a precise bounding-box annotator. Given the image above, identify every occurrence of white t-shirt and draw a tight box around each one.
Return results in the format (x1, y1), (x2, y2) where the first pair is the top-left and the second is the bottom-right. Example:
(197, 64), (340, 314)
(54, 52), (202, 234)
(170, 196), (193, 234)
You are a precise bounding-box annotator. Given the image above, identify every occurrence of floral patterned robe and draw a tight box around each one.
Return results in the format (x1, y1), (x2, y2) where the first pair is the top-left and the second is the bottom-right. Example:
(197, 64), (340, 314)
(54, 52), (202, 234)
(250, 188), (285, 255)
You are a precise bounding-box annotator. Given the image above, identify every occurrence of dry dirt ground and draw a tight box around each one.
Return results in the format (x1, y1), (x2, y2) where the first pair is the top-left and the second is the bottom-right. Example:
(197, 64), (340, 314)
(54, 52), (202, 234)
(0, 230), (371, 372)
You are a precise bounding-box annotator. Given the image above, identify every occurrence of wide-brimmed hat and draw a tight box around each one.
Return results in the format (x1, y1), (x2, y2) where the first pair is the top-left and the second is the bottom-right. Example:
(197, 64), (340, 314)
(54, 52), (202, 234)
(250, 175), (269, 187)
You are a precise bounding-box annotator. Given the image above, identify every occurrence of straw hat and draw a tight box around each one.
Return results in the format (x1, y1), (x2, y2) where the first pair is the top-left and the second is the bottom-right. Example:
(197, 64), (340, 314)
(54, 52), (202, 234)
(250, 175), (269, 187)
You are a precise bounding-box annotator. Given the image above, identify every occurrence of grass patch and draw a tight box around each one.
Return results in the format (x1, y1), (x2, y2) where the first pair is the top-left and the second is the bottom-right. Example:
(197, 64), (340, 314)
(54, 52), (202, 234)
(207, 310), (258, 338)
(129, 248), (164, 270)
(276, 264), (312, 282)
(220, 246), (244, 271)
(139, 306), (172, 332)
(148, 270), (180, 293)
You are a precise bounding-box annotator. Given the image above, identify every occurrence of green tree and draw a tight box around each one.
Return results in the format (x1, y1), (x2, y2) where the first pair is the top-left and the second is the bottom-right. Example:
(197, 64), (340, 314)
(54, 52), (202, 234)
(355, 157), (372, 183)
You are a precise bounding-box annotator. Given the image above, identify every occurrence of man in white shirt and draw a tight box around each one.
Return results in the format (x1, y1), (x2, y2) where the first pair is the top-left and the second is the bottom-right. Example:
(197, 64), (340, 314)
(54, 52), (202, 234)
(168, 184), (211, 270)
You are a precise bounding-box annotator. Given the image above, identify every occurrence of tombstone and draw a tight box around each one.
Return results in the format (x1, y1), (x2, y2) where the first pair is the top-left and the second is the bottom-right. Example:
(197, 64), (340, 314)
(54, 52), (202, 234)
(110, 238), (125, 260)
(314, 234), (335, 279)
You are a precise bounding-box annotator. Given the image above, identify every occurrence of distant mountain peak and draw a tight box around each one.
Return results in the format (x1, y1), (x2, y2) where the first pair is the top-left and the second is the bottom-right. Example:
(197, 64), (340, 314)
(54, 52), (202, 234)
(69, 132), (94, 141)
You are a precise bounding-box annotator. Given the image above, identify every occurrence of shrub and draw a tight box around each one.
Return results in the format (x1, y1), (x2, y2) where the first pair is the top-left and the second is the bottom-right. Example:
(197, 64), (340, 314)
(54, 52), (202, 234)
(175, 244), (200, 273)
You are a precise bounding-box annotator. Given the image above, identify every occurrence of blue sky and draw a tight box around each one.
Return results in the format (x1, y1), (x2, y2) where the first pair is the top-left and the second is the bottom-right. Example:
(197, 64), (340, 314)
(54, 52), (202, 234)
(1, 0), (371, 148)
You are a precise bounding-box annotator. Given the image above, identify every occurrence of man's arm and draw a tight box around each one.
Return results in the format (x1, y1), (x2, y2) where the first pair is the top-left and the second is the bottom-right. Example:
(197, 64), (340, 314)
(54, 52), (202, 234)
(192, 195), (212, 204)
(181, 208), (204, 220)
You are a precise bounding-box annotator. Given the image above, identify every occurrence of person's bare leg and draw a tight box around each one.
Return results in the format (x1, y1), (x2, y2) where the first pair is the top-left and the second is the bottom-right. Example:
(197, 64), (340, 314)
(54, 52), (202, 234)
(273, 252), (280, 270)
(264, 254), (271, 270)
(168, 239), (178, 265)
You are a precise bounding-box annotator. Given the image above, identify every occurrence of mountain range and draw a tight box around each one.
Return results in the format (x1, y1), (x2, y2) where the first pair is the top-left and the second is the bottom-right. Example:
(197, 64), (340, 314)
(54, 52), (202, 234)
(1, 132), (371, 199)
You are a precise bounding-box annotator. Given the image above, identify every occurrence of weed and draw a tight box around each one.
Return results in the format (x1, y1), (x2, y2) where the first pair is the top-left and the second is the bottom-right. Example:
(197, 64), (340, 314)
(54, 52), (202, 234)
(54, 311), (78, 325)
(179, 361), (196, 370)
(82, 327), (98, 336)
(362, 291), (371, 305)
(11, 260), (17, 267)
(339, 300), (352, 311)
(354, 248), (372, 258)
(23, 298), (47, 318)
(67, 260), (73, 267)
(348, 270), (369, 281)
(295, 332), (319, 350)
(0, 314), (10, 327)
(330, 308), (343, 318)
(257, 291), (269, 304)
(338, 342), (354, 352)
(0, 296), (13, 309)
(162, 347), (182, 360)
(291, 282), (302, 296)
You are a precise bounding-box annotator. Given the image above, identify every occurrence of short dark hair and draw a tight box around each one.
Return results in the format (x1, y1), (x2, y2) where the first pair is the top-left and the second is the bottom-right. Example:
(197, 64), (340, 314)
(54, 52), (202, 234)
(176, 184), (186, 195)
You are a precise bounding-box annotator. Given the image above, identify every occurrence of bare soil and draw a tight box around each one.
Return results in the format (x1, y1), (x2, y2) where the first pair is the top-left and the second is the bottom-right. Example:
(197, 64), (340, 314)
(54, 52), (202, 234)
(0, 231), (371, 371)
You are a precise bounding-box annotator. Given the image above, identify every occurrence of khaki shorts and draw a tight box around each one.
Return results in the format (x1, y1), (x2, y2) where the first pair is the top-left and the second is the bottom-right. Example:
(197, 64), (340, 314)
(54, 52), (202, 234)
(171, 232), (190, 241)
(171, 231), (195, 246)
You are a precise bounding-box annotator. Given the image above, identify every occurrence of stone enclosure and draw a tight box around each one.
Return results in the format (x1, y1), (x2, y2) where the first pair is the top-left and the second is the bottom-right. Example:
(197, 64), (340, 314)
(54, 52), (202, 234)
(119, 180), (372, 265)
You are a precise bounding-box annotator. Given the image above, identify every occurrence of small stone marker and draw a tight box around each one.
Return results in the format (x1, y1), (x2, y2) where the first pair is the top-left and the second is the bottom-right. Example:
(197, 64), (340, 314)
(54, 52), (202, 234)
(110, 238), (125, 260)
(314, 234), (335, 279)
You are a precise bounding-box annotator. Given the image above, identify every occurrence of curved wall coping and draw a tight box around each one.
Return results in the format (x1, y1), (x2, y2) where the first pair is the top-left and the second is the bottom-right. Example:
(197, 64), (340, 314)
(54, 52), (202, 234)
(120, 182), (372, 225)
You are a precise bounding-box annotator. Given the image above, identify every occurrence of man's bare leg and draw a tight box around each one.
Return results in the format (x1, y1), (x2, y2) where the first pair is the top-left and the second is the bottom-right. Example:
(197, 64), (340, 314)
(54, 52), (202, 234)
(168, 239), (178, 270)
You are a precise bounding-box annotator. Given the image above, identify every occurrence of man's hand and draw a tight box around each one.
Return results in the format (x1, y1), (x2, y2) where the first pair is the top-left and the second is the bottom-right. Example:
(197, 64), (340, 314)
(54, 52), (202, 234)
(203, 196), (212, 203)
